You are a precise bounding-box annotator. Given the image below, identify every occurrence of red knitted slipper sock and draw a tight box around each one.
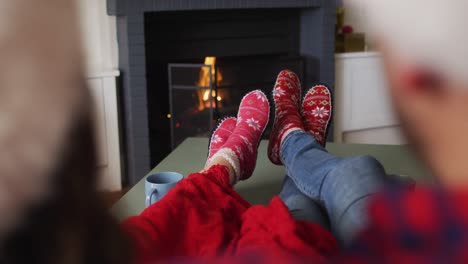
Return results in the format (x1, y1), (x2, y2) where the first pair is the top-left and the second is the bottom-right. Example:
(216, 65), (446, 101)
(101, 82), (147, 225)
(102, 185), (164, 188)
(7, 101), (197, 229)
(302, 85), (332, 146)
(211, 90), (270, 183)
(206, 117), (237, 166)
(268, 70), (305, 165)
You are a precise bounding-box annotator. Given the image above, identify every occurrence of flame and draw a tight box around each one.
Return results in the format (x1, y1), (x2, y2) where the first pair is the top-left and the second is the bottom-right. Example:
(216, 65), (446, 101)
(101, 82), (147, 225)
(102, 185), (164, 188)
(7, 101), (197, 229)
(203, 90), (217, 101)
(196, 57), (223, 111)
(197, 57), (222, 87)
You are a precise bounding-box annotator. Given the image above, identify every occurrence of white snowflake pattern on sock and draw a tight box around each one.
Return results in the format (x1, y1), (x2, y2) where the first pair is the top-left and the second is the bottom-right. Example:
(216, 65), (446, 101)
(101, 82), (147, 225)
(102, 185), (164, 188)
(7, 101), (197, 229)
(234, 145), (244, 163)
(240, 135), (254, 153)
(311, 106), (330, 118)
(246, 118), (261, 131)
(212, 134), (222, 144)
(273, 88), (285, 98)
(254, 91), (267, 102)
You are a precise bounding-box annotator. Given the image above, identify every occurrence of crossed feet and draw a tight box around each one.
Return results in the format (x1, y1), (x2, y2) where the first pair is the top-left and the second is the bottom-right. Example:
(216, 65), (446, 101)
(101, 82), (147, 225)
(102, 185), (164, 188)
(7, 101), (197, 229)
(205, 70), (332, 185)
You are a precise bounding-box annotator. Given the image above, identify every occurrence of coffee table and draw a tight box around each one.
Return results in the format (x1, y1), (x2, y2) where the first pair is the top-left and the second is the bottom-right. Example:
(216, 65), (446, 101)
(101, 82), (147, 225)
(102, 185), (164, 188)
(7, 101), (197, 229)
(112, 138), (432, 221)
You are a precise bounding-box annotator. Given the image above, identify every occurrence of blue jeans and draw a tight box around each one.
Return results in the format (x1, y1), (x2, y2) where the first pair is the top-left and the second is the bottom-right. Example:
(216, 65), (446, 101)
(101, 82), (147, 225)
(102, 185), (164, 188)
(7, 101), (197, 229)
(278, 131), (388, 246)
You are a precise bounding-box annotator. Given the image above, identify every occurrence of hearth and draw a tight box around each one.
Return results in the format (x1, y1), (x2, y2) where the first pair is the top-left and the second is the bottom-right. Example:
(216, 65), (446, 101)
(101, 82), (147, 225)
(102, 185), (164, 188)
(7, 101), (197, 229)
(108, 0), (335, 185)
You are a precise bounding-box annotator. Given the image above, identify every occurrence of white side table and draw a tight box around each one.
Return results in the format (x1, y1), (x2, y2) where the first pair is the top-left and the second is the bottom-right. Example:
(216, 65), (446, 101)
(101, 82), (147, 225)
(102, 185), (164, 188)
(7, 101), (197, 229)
(334, 52), (406, 145)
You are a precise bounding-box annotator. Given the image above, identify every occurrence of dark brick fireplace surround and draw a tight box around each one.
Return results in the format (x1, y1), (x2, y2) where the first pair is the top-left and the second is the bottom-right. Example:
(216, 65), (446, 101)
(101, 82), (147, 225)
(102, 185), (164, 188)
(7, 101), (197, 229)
(107, 0), (335, 186)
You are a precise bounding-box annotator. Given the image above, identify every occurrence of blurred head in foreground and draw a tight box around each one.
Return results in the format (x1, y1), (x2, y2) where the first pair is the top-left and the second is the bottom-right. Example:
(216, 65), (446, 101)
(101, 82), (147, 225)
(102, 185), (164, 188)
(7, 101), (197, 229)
(360, 0), (468, 185)
(0, 0), (129, 263)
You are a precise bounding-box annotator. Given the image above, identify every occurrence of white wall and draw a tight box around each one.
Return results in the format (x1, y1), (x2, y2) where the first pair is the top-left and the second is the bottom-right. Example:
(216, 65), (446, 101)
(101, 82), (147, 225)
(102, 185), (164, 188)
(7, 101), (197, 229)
(77, 1), (123, 191)
(342, 0), (374, 49)
(78, 0), (119, 74)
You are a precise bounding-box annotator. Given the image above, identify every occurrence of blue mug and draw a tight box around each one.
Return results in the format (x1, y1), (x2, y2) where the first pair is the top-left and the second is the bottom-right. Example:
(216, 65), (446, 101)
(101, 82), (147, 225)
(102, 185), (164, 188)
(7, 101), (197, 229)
(145, 172), (183, 207)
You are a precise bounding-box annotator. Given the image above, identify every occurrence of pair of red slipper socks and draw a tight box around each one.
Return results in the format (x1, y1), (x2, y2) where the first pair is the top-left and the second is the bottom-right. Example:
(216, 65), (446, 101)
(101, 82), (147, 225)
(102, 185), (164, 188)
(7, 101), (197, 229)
(207, 70), (332, 184)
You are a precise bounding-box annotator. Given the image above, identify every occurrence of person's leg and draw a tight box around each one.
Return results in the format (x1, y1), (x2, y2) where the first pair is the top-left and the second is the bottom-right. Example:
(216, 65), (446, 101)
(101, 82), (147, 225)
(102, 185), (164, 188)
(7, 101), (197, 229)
(268, 72), (388, 245)
(279, 176), (330, 231)
(210, 90), (270, 183)
(281, 130), (387, 246)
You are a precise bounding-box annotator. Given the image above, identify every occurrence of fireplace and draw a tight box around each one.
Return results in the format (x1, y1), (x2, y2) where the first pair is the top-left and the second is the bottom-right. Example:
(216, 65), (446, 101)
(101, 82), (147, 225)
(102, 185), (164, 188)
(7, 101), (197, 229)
(148, 9), (310, 162)
(108, 0), (335, 185)
(167, 55), (306, 150)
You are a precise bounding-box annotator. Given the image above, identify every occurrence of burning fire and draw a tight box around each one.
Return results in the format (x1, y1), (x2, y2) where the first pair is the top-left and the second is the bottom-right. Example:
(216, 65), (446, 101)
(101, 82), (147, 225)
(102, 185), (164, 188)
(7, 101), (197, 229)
(197, 56), (223, 111)
(197, 57), (222, 87)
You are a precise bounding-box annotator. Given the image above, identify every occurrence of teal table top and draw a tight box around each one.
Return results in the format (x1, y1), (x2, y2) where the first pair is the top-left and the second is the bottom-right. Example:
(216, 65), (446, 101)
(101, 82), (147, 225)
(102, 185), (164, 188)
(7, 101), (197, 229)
(112, 138), (432, 222)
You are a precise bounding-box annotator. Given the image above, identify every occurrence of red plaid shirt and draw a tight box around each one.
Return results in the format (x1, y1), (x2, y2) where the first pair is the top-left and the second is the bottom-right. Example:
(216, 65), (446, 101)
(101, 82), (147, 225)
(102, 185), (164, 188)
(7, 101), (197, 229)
(342, 187), (468, 263)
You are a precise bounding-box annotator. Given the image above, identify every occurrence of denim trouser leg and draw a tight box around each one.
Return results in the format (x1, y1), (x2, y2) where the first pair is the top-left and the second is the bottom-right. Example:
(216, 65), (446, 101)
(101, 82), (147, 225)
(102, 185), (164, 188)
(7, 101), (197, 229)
(279, 131), (387, 246)
(279, 176), (330, 231)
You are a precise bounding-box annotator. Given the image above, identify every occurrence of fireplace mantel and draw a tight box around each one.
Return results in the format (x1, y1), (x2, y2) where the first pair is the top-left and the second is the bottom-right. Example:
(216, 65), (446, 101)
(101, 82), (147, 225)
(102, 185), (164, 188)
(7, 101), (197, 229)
(107, 0), (322, 16)
(108, 0), (335, 186)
